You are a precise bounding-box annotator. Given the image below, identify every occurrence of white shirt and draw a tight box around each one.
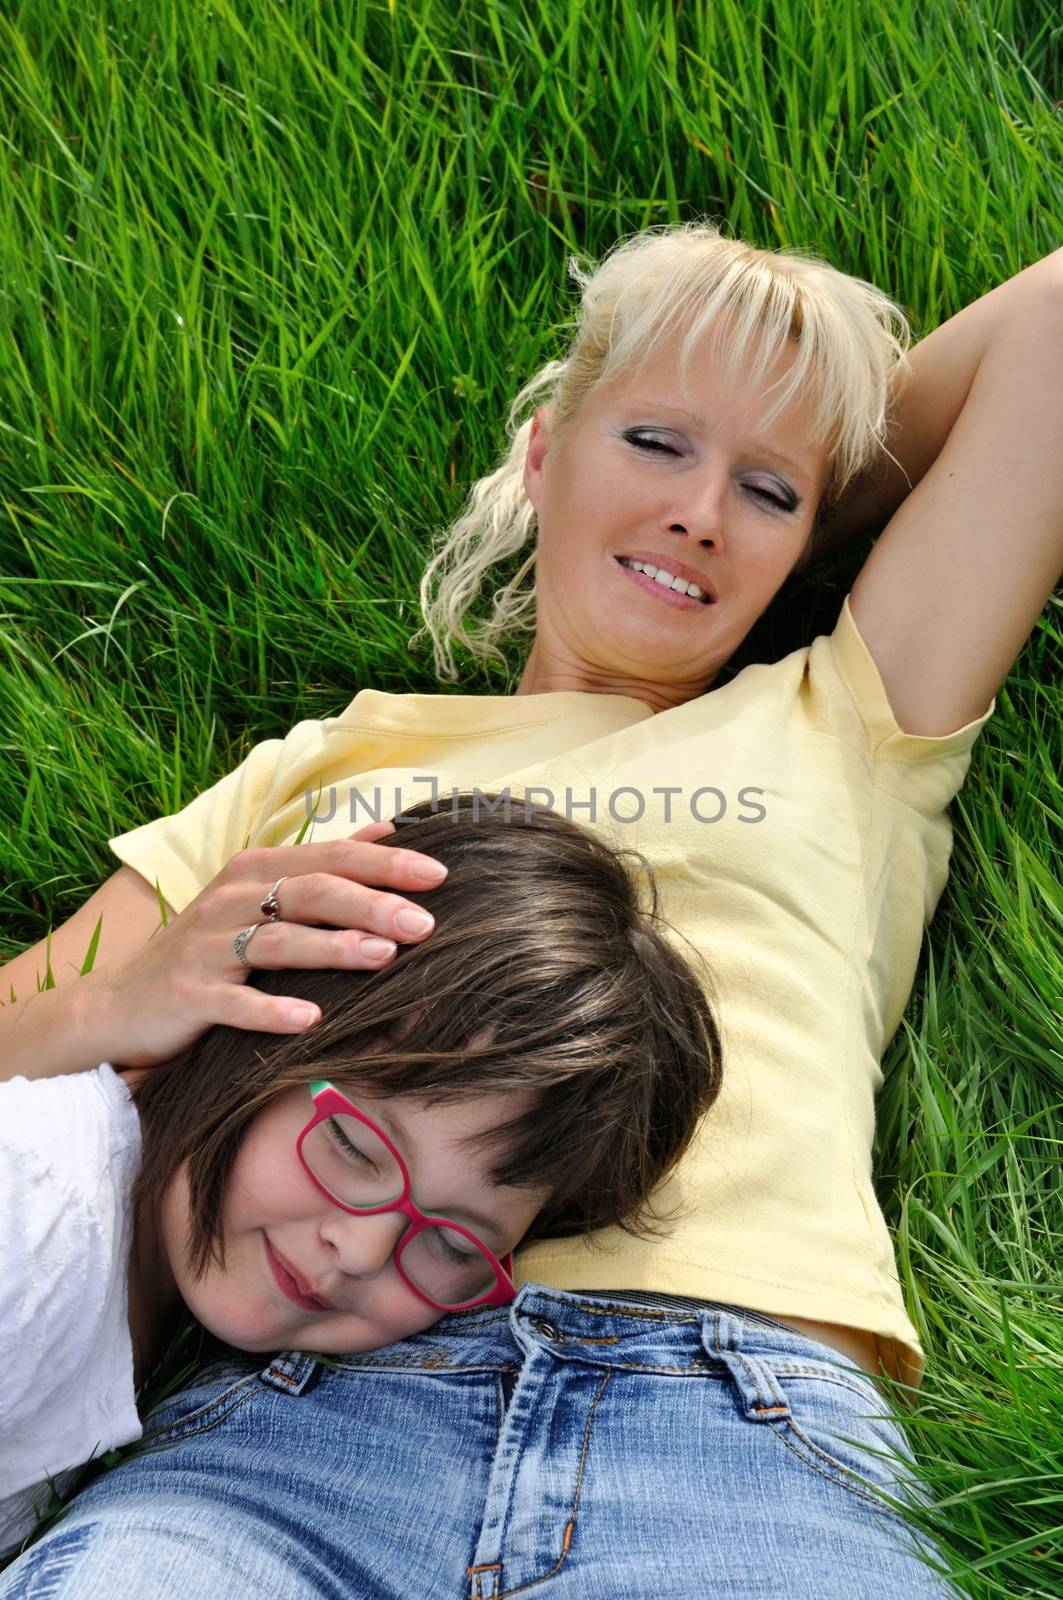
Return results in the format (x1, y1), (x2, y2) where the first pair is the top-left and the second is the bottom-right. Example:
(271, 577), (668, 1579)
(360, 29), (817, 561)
(0, 1064), (142, 1552)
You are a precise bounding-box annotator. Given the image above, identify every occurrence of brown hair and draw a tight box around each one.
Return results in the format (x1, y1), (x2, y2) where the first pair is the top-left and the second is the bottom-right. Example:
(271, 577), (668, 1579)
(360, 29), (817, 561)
(133, 795), (722, 1277)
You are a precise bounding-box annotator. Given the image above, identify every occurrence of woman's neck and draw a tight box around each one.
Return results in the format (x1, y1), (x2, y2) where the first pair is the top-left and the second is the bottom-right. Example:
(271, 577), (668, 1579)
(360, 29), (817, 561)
(514, 639), (711, 713)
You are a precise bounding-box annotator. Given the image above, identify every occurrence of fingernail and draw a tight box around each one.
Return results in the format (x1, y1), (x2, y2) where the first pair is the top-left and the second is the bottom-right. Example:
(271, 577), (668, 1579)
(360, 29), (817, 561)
(396, 908), (434, 936)
(361, 937), (397, 960)
(288, 1004), (318, 1028)
(410, 856), (448, 883)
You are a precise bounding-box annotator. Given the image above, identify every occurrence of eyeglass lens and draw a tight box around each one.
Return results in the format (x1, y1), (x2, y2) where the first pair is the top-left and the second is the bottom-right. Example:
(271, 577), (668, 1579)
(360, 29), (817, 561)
(302, 1112), (500, 1305)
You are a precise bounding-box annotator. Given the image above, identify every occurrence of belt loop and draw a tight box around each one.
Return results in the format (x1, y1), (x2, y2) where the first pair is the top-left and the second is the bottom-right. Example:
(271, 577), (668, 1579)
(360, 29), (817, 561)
(704, 1311), (792, 1423)
(260, 1350), (319, 1395)
(466, 1562), (502, 1600)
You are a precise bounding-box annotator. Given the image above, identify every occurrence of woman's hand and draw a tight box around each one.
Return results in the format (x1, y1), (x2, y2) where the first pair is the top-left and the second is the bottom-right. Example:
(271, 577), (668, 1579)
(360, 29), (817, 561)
(0, 822), (448, 1081)
(94, 822), (448, 1069)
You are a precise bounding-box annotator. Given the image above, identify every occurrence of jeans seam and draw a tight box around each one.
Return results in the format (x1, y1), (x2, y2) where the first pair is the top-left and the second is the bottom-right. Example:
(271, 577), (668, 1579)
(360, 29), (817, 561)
(333, 1359), (521, 1375)
(769, 1365), (883, 1400)
(144, 1379), (259, 1445)
(770, 1418), (910, 1523)
(530, 1291), (699, 1326)
(467, 1369), (610, 1600)
(532, 1290), (809, 1340)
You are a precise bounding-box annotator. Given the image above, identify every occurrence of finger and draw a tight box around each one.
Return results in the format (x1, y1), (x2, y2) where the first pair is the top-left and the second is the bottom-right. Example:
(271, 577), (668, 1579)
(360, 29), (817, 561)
(211, 983), (323, 1034)
(253, 874), (436, 945)
(231, 839), (447, 894)
(229, 919), (408, 973)
(349, 819), (396, 844)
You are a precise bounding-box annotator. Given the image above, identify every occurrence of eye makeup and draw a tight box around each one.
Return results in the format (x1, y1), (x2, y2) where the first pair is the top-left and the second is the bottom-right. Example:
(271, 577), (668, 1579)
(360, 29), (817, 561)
(618, 428), (801, 513)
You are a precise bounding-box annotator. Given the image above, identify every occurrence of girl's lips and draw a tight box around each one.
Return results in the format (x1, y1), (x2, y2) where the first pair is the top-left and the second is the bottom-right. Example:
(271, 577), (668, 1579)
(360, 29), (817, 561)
(264, 1237), (332, 1313)
(614, 557), (715, 611)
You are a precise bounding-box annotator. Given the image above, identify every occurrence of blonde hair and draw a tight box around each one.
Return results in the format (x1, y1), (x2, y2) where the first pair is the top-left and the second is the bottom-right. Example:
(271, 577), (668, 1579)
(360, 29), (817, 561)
(414, 220), (911, 681)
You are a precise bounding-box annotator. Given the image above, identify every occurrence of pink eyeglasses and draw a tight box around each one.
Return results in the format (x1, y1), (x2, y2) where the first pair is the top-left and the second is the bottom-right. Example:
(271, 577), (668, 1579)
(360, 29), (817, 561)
(296, 1080), (516, 1312)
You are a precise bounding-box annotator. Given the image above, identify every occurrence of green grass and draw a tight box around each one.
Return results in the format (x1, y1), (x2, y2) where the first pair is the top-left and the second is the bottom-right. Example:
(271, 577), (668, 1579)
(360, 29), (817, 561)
(1, 0), (1061, 1590)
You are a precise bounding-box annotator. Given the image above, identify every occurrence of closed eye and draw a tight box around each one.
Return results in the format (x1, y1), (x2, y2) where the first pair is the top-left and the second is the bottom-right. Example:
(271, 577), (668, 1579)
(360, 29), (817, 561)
(325, 1117), (377, 1170)
(431, 1227), (484, 1265)
(746, 484), (794, 512)
(622, 429), (681, 457)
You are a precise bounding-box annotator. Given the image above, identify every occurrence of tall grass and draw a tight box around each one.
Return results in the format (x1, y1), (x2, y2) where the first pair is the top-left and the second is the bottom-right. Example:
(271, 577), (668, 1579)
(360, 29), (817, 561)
(1, 2), (1060, 1591)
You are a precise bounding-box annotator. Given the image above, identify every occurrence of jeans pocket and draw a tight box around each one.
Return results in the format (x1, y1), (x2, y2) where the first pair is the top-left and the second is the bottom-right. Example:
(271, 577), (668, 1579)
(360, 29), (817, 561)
(140, 1368), (262, 1446)
(769, 1365), (920, 1521)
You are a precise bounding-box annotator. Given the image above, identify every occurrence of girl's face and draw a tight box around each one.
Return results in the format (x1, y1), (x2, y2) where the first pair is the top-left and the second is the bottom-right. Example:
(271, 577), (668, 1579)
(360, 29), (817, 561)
(159, 1085), (548, 1354)
(520, 329), (832, 710)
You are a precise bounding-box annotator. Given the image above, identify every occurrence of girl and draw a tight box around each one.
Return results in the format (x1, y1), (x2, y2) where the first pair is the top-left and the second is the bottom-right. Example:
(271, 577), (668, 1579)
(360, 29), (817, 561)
(0, 798), (721, 1554)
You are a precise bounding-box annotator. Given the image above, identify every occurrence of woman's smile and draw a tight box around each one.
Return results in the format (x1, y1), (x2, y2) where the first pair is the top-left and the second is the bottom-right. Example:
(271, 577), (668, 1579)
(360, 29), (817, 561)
(614, 555), (717, 608)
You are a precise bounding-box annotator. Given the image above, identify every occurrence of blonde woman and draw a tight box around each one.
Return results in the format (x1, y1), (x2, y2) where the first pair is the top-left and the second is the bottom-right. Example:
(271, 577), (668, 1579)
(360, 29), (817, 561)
(2, 224), (1060, 1597)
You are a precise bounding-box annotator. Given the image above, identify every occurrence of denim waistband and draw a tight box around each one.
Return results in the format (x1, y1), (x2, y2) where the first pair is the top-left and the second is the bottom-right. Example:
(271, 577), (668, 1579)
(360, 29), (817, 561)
(575, 1287), (801, 1330)
(314, 1284), (875, 1392)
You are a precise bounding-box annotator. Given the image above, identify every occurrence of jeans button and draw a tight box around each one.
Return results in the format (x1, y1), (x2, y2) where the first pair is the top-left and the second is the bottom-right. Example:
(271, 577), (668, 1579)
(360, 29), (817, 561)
(529, 1316), (562, 1341)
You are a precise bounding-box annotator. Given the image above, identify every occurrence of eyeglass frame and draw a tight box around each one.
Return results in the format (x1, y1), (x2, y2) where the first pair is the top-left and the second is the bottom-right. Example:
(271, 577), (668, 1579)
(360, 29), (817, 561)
(295, 1079), (517, 1312)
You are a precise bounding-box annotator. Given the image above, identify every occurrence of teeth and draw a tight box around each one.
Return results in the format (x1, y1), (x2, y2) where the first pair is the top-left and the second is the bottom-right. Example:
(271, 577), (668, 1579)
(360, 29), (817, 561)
(622, 558), (707, 602)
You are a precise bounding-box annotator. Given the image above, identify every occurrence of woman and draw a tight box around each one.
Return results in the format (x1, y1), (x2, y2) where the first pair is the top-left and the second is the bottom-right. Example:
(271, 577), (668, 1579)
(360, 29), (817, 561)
(2, 222), (1060, 1597)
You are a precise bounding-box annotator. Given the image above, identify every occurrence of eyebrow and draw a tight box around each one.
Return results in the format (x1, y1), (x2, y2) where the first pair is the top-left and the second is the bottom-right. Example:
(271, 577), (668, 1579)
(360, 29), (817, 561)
(365, 1098), (504, 1243)
(628, 399), (806, 480)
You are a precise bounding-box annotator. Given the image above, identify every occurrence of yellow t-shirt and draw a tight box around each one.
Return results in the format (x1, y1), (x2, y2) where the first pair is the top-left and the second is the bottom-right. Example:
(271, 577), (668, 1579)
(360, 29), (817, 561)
(110, 597), (993, 1383)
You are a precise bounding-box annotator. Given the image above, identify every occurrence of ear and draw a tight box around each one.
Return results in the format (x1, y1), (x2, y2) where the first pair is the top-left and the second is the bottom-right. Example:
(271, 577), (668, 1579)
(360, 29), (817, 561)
(522, 406), (551, 514)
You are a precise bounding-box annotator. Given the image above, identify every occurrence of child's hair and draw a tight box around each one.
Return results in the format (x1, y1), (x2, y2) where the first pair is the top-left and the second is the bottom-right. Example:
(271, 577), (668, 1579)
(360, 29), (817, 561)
(133, 795), (723, 1278)
(413, 218), (911, 679)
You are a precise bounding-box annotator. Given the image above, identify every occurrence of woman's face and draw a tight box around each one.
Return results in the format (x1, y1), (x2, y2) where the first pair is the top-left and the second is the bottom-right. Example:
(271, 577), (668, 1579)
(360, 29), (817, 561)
(159, 1085), (546, 1355)
(520, 329), (832, 710)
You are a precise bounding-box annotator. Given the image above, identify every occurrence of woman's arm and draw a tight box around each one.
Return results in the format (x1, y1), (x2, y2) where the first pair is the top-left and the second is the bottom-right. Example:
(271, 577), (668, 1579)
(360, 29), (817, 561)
(820, 249), (1063, 552)
(0, 830), (446, 1083)
(0, 868), (170, 1082)
(834, 249), (1063, 736)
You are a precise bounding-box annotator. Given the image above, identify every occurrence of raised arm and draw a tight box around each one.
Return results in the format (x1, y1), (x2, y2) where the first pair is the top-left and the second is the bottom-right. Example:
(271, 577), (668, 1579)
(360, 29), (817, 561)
(823, 248), (1063, 736)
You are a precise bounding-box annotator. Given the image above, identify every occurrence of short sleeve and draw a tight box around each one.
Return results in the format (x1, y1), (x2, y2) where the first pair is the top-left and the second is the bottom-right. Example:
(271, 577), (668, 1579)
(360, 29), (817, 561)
(109, 712), (346, 912)
(0, 1066), (142, 1512)
(806, 594), (996, 815)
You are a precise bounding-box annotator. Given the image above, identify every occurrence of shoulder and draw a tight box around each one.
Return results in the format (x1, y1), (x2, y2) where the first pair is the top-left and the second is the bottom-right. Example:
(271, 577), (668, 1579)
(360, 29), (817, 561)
(0, 1064), (140, 1176)
(0, 1067), (140, 1428)
(700, 598), (993, 813)
(821, 594), (994, 751)
(797, 596), (994, 821)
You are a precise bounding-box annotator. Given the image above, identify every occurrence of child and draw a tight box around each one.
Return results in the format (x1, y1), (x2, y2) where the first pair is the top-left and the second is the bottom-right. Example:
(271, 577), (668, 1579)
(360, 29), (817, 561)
(0, 796), (722, 1554)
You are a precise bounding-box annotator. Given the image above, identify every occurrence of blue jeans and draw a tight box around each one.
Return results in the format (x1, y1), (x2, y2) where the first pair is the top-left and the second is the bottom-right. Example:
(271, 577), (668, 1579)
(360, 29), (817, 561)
(1, 1288), (954, 1598)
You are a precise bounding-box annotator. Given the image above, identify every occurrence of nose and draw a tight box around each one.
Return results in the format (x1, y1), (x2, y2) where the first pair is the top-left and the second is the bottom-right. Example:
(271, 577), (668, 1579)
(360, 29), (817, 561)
(664, 466), (726, 549)
(320, 1207), (409, 1279)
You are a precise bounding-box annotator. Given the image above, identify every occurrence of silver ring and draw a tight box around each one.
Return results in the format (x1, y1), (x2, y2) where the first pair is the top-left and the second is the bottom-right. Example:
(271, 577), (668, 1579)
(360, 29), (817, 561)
(233, 923), (263, 970)
(259, 875), (288, 923)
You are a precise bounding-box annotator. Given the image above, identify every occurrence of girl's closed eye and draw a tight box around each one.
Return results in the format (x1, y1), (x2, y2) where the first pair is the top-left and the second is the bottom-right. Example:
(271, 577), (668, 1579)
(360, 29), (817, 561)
(325, 1116), (378, 1171)
(431, 1226), (483, 1266)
